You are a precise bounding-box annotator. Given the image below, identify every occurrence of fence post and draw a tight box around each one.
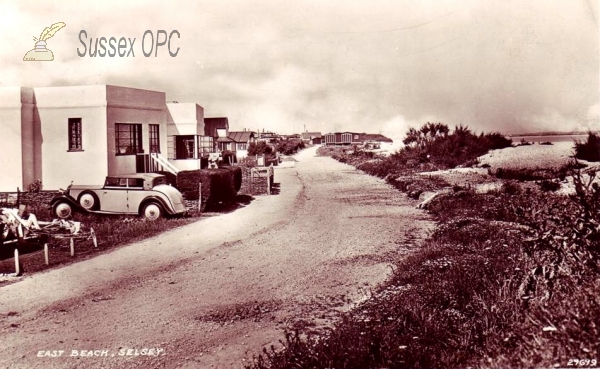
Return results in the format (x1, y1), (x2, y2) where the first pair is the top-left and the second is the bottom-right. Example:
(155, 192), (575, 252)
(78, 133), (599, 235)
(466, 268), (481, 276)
(70, 238), (75, 257)
(91, 228), (97, 248)
(14, 249), (20, 275)
(198, 182), (202, 213)
(44, 243), (49, 265)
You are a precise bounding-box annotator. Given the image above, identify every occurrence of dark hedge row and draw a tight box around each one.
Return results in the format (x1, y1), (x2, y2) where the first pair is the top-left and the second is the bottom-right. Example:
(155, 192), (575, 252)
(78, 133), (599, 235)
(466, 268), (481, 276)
(176, 167), (241, 209)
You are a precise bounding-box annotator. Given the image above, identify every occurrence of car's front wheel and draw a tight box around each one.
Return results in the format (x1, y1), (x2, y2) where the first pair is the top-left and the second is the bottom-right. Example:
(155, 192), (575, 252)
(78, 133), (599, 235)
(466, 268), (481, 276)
(142, 202), (162, 221)
(78, 192), (98, 211)
(53, 201), (73, 219)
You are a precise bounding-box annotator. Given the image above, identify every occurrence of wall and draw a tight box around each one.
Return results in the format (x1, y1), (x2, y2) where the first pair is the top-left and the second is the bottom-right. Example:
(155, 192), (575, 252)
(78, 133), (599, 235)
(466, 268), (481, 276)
(0, 87), (26, 191)
(166, 102), (204, 166)
(34, 85), (109, 189)
(170, 159), (201, 171)
(106, 85), (167, 175)
(21, 87), (42, 189)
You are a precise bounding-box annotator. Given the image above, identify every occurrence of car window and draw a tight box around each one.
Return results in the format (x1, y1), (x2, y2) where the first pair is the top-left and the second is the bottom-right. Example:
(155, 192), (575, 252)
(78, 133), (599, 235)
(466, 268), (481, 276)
(153, 177), (166, 187)
(105, 177), (120, 187)
(128, 178), (144, 188)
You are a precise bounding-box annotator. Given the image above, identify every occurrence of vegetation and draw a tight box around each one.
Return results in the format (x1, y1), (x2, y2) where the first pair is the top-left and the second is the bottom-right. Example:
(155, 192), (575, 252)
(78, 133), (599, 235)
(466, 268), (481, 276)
(318, 123), (512, 178)
(574, 131), (600, 162)
(177, 168), (239, 209)
(276, 139), (306, 155)
(0, 203), (198, 275)
(247, 163), (600, 369)
(247, 123), (599, 368)
(248, 141), (274, 156)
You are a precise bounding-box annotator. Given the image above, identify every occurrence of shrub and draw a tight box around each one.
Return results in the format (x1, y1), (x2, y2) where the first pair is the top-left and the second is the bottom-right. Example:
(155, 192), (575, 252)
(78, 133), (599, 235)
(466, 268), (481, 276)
(538, 179), (561, 192)
(176, 169), (237, 209)
(28, 179), (43, 193)
(276, 139), (305, 155)
(574, 131), (600, 162)
(221, 150), (237, 165)
(224, 166), (243, 193)
(248, 141), (273, 156)
(397, 124), (513, 170)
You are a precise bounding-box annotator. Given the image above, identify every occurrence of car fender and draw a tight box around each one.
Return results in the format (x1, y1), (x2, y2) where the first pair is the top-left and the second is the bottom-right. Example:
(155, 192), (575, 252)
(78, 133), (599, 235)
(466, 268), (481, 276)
(138, 196), (174, 215)
(50, 194), (84, 212)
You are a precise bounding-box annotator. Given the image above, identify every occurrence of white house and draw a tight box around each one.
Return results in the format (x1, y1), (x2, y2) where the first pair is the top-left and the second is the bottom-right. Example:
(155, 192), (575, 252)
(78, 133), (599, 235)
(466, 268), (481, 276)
(0, 85), (211, 191)
(166, 102), (212, 171)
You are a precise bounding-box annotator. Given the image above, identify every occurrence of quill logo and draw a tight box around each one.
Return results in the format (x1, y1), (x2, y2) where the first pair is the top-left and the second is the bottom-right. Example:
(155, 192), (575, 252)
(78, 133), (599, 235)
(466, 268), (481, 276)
(23, 22), (66, 61)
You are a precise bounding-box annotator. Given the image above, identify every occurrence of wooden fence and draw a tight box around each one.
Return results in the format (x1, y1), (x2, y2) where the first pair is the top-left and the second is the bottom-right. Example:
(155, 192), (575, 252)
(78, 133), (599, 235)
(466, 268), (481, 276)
(238, 164), (274, 196)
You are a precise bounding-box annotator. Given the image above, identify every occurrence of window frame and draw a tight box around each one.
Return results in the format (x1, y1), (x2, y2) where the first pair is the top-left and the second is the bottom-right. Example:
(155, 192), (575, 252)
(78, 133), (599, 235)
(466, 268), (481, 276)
(197, 135), (214, 156)
(175, 135), (196, 159)
(68, 118), (83, 152)
(149, 124), (160, 154)
(115, 123), (143, 156)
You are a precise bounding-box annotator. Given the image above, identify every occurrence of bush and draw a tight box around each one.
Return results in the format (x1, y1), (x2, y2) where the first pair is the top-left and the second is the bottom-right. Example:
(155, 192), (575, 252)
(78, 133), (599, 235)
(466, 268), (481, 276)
(248, 141), (273, 156)
(221, 150), (237, 165)
(276, 139), (305, 155)
(574, 131), (600, 162)
(176, 169), (238, 209)
(224, 166), (243, 192)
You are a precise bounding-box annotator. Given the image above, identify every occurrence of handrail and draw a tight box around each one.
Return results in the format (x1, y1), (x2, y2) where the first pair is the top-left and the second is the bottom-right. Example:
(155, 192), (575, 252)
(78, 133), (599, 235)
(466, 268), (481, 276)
(150, 153), (179, 175)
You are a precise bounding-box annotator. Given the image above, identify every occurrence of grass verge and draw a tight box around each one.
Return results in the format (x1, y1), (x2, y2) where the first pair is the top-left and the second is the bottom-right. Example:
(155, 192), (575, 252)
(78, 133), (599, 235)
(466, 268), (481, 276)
(246, 148), (599, 368)
(0, 195), (254, 281)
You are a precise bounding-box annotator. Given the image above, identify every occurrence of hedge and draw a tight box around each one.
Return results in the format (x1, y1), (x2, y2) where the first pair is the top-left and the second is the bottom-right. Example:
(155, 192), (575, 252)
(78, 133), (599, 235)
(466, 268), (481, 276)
(176, 168), (238, 209)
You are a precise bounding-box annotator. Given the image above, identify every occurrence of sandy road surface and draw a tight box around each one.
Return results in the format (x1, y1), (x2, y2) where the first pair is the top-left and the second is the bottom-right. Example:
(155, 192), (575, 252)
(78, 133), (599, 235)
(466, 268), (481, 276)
(0, 147), (433, 369)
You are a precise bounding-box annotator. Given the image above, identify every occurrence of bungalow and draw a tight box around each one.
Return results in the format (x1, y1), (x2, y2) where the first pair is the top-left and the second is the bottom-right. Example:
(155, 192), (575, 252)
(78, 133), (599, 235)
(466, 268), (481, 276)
(227, 131), (256, 159)
(165, 102), (218, 171)
(0, 85), (211, 191)
(323, 132), (360, 146)
(204, 117), (229, 145)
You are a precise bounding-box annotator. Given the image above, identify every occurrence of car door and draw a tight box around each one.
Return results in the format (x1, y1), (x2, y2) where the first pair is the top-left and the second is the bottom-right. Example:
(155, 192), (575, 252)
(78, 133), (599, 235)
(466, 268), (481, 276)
(125, 178), (147, 214)
(101, 177), (130, 213)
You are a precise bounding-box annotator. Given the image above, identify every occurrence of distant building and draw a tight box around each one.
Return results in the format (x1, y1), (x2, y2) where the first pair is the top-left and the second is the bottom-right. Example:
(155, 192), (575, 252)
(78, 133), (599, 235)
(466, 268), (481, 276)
(256, 131), (280, 144)
(323, 132), (359, 146)
(322, 132), (393, 146)
(301, 132), (322, 145)
(204, 117), (229, 142)
(227, 131), (256, 159)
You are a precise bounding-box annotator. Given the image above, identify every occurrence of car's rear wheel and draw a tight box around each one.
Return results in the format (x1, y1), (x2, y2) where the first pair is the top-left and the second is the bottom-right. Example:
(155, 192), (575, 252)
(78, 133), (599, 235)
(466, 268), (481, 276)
(142, 202), (162, 221)
(53, 202), (73, 219)
(78, 192), (98, 211)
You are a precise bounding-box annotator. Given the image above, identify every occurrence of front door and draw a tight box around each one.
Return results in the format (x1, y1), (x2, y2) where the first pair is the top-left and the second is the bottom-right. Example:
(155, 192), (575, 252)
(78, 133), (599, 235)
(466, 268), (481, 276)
(136, 154), (149, 173)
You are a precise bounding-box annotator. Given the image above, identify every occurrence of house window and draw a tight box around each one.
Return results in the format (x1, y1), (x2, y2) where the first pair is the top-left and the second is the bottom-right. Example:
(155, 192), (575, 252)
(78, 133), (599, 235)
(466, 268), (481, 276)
(198, 136), (214, 155)
(342, 133), (352, 143)
(149, 124), (160, 153)
(237, 143), (247, 151)
(68, 118), (82, 151)
(115, 123), (143, 155)
(175, 135), (195, 159)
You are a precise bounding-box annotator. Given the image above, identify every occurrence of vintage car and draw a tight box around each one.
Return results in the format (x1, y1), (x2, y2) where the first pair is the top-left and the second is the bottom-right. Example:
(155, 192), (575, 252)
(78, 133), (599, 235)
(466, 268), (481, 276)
(51, 173), (186, 220)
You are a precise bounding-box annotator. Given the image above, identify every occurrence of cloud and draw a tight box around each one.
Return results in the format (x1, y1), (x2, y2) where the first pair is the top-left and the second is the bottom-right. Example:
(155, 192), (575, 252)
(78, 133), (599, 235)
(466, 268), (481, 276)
(1, 0), (598, 136)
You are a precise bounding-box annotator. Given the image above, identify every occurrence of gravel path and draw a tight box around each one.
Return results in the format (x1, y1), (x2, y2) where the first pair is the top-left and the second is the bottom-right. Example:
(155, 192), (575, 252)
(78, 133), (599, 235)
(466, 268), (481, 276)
(0, 146), (433, 369)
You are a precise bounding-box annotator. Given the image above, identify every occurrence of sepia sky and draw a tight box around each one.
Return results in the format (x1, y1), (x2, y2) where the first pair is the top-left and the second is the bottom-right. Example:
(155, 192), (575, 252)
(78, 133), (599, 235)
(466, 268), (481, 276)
(1, 0), (598, 140)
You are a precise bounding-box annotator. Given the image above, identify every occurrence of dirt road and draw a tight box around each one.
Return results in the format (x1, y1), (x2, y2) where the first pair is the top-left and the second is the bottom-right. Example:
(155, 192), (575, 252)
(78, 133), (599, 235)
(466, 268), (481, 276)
(0, 146), (433, 369)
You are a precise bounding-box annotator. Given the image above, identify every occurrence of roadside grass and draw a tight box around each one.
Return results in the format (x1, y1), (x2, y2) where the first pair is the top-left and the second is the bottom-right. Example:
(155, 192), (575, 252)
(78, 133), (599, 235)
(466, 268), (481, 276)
(249, 139), (600, 368)
(0, 209), (199, 277)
